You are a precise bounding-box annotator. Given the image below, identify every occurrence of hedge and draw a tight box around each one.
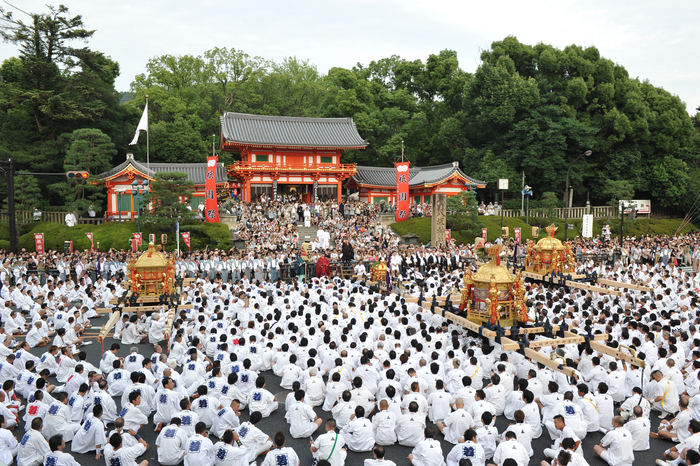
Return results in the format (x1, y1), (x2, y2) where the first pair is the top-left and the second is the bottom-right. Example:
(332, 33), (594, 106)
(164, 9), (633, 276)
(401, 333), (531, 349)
(390, 216), (697, 245)
(0, 220), (233, 253)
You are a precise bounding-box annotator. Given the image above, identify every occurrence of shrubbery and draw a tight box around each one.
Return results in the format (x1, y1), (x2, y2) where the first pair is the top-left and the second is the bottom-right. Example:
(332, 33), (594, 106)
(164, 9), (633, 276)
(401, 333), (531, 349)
(390, 216), (697, 245)
(0, 220), (233, 252)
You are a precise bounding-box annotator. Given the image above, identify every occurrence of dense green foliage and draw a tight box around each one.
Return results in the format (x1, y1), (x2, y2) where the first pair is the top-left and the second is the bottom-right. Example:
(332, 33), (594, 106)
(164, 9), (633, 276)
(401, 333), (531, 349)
(1, 4), (698, 213)
(141, 171), (196, 230)
(391, 216), (697, 245)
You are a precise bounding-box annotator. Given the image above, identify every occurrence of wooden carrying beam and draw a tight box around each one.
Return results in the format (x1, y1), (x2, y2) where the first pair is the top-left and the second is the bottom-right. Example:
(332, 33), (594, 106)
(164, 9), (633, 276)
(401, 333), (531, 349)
(596, 278), (653, 293)
(97, 311), (122, 343)
(110, 295), (165, 305)
(521, 271), (585, 280)
(524, 348), (575, 377)
(97, 304), (192, 314)
(587, 340), (646, 368)
(404, 295), (462, 304)
(439, 309), (520, 350)
(521, 271), (622, 296)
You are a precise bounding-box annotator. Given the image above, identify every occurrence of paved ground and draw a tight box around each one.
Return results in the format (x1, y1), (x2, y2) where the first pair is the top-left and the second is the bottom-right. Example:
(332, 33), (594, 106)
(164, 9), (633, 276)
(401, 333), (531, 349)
(17, 322), (672, 466)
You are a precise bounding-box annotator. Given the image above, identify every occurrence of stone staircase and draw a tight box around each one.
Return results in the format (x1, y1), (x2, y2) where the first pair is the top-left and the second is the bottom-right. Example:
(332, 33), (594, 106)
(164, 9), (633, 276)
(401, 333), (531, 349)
(296, 225), (319, 243)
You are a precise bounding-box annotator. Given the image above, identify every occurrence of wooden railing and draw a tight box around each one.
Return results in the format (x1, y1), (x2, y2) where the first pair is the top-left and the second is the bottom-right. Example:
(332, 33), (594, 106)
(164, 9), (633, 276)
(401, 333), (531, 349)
(228, 161), (357, 175)
(0, 211), (106, 225)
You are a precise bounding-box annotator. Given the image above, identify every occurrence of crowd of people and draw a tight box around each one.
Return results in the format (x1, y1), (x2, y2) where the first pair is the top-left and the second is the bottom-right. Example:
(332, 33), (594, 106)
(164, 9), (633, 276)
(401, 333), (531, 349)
(1, 199), (700, 466)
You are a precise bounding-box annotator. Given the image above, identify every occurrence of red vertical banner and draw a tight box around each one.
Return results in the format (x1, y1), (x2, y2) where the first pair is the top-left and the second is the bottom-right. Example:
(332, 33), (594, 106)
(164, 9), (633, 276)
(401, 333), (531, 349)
(34, 233), (45, 254)
(395, 162), (410, 222)
(205, 156), (220, 223)
(514, 228), (521, 244)
(445, 229), (451, 242)
(86, 232), (94, 252)
(182, 232), (191, 250)
(482, 228), (488, 241)
(133, 232), (142, 246)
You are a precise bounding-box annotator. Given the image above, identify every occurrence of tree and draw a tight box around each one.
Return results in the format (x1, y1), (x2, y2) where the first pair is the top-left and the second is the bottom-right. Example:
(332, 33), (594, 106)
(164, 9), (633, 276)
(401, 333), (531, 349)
(602, 179), (635, 213)
(537, 192), (562, 226)
(3, 172), (44, 210)
(0, 3), (123, 208)
(141, 172), (195, 230)
(50, 128), (115, 213)
(446, 191), (483, 238)
(0, 4), (121, 141)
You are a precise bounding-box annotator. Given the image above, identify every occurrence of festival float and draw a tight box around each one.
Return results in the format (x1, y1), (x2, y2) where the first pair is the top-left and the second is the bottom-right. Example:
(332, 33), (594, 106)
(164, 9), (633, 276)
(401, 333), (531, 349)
(460, 245), (527, 327)
(523, 224), (575, 275)
(127, 242), (176, 295)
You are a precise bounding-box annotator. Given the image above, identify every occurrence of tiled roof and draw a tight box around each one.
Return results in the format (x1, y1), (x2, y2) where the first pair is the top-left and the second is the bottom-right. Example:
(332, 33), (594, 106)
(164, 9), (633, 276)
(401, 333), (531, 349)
(98, 154), (228, 185)
(220, 112), (367, 149)
(351, 162), (486, 188)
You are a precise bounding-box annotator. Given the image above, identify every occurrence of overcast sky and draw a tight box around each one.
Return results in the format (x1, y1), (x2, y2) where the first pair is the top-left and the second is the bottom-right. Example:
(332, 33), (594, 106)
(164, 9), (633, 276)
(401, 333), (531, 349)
(2, 0), (698, 114)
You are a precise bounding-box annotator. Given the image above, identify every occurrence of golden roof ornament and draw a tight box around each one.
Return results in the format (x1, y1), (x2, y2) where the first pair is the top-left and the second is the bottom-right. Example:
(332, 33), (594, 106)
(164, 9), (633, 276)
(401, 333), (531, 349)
(524, 223), (575, 275)
(127, 242), (175, 295)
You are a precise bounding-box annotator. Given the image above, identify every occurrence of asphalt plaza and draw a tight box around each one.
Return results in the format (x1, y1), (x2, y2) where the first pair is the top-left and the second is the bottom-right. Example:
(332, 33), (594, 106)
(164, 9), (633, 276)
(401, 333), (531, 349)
(14, 323), (674, 466)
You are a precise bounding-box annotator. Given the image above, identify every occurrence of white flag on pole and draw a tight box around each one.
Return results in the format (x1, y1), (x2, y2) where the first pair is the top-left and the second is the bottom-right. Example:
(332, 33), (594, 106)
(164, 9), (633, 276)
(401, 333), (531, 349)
(129, 102), (148, 145)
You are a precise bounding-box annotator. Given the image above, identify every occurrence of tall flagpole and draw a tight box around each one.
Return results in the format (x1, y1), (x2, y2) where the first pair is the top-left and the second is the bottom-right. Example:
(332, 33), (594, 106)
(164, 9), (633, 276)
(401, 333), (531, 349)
(146, 95), (150, 174)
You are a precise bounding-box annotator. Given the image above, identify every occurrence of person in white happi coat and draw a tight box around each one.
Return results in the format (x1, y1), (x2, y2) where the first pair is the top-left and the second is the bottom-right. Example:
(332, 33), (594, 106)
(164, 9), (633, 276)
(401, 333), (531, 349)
(184, 421), (215, 466)
(397, 401), (427, 447)
(492, 431), (529, 466)
(311, 419), (347, 466)
(43, 434), (81, 466)
(235, 412), (273, 463)
(148, 314), (166, 344)
(446, 428), (485, 466)
(340, 405), (374, 452)
(625, 405), (650, 451)
(212, 399), (241, 439)
(36, 346), (59, 376)
(0, 414), (19, 465)
(289, 390), (322, 438)
(593, 416), (635, 466)
(303, 367), (326, 407)
(247, 376), (278, 418)
(408, 426), (445, 466)
(99, 343), (121, 375)
(104, 431), (148, 466)
(154, 377), (183, 429)
(650, 370), (680, 418)
(155, 417), (189, 465)
(120, 391), (149, 432)
(42, 393), (80, 442)
(259, 432), (298, 466)
(372, 399), (398, 446)
(436, 398), (474, 444)
(212, 429), (248, 466)
(17, 418), (50, 466)
(71, 405), (107, 457)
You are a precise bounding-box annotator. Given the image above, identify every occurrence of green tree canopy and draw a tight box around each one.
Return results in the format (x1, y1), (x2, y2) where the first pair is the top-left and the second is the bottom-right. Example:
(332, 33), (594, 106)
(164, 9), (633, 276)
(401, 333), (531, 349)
(50, 128), (116, 212)
(142, 172), (195, 230)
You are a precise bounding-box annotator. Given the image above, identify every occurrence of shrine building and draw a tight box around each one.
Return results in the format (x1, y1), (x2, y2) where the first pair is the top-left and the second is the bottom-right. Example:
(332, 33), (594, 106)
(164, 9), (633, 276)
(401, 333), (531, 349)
(98, 153), (229, 219)
(346, 162), (486, 204)
(221, 112), (367, 203)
